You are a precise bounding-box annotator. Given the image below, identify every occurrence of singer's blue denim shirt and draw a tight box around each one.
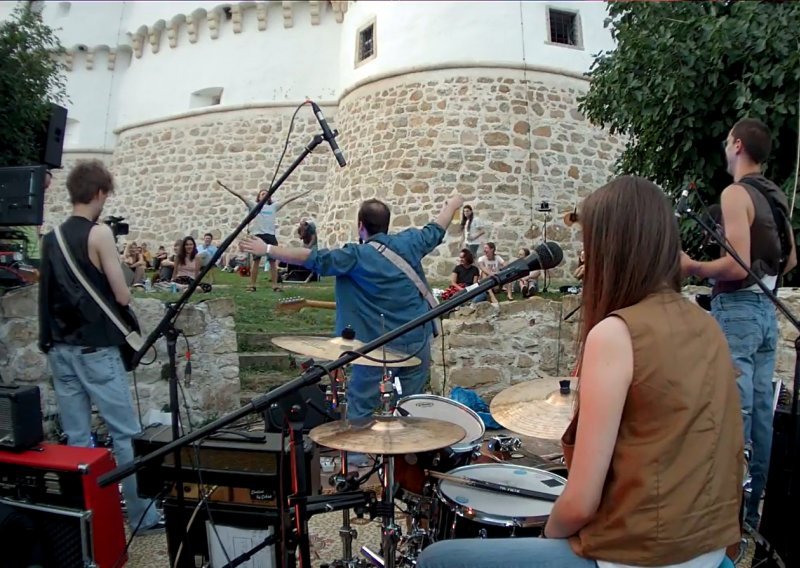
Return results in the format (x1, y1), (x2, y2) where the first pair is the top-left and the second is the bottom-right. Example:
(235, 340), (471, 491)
(302, 223), (445, 346)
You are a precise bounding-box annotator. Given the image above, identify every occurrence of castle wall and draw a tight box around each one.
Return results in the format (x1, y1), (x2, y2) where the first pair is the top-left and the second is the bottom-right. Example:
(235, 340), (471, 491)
(324, 67), (623, 278)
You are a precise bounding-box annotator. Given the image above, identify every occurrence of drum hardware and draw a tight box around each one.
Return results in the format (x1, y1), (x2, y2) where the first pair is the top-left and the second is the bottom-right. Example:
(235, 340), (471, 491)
(486, 435), (522, 453)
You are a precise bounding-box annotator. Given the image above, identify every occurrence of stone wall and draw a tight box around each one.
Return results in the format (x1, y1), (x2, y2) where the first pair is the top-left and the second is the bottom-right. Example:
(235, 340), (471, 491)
(326, 68), (624, 278)
(431, 294), (582, 398)
(434, 288), (800, 401)
(0, 285), (240, 426)
(41, 68), (623, 280)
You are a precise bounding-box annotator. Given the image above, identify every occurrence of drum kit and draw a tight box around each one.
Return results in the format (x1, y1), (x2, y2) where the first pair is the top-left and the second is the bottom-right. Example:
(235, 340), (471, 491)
(273, 336), (577, 568)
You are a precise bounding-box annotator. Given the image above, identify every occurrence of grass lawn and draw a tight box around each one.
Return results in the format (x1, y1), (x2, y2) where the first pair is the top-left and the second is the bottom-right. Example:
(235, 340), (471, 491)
(135, 270), (337, 335)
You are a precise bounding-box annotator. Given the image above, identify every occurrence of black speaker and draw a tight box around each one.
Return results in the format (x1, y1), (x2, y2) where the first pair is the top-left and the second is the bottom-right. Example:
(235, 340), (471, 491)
(0, 384), (43, 451)
(753, 397), (800, 566)
(37, 103), (67, 169)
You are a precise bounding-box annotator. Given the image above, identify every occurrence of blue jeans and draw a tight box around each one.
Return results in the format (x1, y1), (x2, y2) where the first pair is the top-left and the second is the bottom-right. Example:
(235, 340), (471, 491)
(417, 538), (597, 568)
(712, 291), (777, 527)
(347, 336), (431, 419)
(48, 344), (160, 530)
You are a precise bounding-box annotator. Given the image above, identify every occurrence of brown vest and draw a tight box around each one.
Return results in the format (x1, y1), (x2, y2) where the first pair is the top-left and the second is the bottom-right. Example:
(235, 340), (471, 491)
(562, 291), (744, 565)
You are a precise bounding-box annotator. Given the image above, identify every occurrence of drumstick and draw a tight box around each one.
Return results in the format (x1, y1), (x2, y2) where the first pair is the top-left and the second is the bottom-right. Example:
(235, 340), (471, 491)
(425, 470), (559, 502)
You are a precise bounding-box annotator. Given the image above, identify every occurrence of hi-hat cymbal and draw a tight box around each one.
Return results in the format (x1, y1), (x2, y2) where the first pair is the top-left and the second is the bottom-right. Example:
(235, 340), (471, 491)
(490, 377), (576, 440)
(271, 336), (421, 367)
(309, 416), (466, 455)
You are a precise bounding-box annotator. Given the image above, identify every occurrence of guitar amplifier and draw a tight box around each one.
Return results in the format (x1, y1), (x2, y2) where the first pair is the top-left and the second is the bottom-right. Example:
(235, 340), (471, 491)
(0, 384), (44, 451)
(0, 443), (126, 567)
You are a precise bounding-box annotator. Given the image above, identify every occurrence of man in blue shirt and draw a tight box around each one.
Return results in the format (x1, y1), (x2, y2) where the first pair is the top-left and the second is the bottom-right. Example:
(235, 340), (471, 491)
(242, 193), (464, 419)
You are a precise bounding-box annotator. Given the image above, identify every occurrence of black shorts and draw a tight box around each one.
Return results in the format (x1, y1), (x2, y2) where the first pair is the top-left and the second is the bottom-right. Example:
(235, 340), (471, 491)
(254, 233), (278, 259)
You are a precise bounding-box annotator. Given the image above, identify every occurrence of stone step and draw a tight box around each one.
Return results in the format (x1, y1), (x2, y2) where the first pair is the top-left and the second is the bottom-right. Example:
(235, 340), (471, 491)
(239, 351), (297, 370)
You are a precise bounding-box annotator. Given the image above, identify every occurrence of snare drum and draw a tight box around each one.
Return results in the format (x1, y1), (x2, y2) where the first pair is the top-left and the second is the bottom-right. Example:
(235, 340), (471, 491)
(433, 464), (566, 540)
(394, 395), (485, 497)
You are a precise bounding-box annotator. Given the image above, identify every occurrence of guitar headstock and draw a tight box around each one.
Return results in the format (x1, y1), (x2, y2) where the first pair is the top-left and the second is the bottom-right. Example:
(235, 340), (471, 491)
(277, 296), (308, 313)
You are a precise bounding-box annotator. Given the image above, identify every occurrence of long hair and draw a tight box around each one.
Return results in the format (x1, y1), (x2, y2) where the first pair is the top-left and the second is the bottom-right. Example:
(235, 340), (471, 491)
(460, 205), (473, 231)
(578, 176), (681, 368)
(176, 236), (197, 266)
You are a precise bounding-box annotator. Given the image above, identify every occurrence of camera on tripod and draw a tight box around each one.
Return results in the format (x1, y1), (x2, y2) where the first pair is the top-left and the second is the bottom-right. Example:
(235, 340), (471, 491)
(104, 216), (129, 240)
(537, 201), (551, 213)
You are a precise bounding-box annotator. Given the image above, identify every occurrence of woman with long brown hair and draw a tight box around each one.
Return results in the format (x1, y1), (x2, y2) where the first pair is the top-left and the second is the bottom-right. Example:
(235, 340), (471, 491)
(418, 176), (744, 568)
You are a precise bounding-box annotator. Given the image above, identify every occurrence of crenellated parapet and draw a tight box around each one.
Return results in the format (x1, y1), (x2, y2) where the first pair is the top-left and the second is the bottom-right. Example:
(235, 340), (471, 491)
(53, 1), (348, 69)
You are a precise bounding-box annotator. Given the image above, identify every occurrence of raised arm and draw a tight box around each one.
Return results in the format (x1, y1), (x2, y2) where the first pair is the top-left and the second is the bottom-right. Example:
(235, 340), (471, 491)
(217, 180), (250, 206)
(435, 192), (465, 231)
(275, 189), (313, 212)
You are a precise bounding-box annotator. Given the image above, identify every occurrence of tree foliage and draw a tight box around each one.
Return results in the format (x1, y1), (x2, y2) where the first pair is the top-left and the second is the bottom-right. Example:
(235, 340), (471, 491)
(0, 4), (66, 167)
(579, 1), (800, 255)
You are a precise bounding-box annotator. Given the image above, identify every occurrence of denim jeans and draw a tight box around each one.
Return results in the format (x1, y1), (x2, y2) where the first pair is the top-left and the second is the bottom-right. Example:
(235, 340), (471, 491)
(712, 291), (778, 527)
(346, 336), (431, 419)
(417, 537), (597, 568)
(48, 344), (160, 530)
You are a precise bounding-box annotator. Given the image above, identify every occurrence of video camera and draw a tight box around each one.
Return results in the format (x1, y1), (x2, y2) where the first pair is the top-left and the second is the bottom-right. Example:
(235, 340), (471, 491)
(104, 216), (129, 240)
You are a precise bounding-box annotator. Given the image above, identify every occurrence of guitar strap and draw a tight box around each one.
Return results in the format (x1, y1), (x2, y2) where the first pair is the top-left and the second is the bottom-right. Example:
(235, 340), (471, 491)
(53, 226), (143, 352)
(368, 241), (441, 337)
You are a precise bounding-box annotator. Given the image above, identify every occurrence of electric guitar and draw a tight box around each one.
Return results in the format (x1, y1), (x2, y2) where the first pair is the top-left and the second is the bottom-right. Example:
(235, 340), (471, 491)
(277, 297), (336, 313)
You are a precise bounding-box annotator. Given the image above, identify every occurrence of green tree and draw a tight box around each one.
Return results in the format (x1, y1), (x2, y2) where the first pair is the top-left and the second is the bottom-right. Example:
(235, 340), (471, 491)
(579, 1), (800, 255)
(0, 4), (66, 167)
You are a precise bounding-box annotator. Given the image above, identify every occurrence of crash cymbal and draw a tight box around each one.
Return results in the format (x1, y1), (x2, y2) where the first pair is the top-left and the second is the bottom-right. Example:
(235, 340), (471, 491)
(309, 416), (466, 455)
(271, 336), (421, 367)
(490, 377), (576, 440)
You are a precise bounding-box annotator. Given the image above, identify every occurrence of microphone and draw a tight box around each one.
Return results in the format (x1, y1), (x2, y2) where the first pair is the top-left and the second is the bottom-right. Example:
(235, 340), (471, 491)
(674, 189), (690, 218)
(494, 241), (564, 281)
(309, 101), (346, 168)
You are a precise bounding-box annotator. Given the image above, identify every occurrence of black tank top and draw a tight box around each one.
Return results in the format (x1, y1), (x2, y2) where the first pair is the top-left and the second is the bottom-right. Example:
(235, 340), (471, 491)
(48, 216), (126, 347)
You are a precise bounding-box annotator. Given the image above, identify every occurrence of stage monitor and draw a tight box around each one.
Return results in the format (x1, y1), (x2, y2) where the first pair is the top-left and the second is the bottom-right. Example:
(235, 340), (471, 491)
(0, 165), (47, 227)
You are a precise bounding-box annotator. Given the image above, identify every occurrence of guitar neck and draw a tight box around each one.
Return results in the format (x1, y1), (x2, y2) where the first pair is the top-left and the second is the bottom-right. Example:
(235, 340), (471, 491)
(303, 300), (336, 310)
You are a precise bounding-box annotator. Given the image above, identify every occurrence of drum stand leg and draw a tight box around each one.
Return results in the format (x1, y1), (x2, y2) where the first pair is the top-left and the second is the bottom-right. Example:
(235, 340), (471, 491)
(360, 454), (398, 568)
(337, 450), (358, 564)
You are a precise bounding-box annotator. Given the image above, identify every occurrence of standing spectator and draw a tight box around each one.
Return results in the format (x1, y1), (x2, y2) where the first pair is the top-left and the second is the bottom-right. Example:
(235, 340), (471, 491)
(222, 185), (312, 292)
(461, 205), (487, 257)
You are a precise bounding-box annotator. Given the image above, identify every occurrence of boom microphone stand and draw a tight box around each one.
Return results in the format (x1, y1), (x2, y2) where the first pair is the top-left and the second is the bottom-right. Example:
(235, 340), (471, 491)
(99, 243), (563, 566)
(131, 132), (327, 567)
(678, 199), (797, 567)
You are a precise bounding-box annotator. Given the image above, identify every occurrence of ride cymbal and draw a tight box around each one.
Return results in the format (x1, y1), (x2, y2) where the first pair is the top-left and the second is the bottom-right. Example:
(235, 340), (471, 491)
(271, 336), (421, 367)
(490, 377), (576, 440)
(309, 416), (466, 455)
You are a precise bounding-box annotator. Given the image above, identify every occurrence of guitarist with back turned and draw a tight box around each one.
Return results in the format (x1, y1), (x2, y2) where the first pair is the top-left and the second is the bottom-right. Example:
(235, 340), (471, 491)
(38, 160), (163, 534)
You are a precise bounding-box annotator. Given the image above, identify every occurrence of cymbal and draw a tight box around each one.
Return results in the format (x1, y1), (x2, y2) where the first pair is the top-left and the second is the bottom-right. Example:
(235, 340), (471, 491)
(271, 336), (421, 367)
(490, 377), (576, 440)
(309, 416), (466, 455)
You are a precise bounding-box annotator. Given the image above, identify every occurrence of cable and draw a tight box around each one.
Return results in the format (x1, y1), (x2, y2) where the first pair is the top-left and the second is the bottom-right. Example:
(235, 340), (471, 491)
(278, 419), (287, 568)
(132, 368), (143, 429)
(439, 330), (448, 397)
(518, 0), (535, 232)
(267, 101), (312, 197)
(172, 485), (220, 568)
(790, 59), (800, 217)
(112, 486), (170, 568)
(191, 442), (233, 567)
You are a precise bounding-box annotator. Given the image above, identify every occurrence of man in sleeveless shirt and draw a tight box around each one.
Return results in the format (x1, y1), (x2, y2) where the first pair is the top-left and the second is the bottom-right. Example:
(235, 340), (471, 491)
(682, 118), (797, 528)
(38, 161), (162, 533)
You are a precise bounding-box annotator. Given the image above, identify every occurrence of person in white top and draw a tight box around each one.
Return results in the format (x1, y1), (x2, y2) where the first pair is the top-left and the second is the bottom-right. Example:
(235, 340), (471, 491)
(476, 242), (506, 303)
(461, 205), (487, 256)
(222, 185), (311, 292)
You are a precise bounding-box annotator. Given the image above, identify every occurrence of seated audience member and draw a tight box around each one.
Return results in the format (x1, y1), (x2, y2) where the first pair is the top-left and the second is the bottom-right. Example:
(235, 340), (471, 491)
(196, 232), (219, 267)
(447, 248), (486, 303)
(158, 239), (181, 282)
(298, 219), (318, 249)
(172, 236), (200, 284)
(417, 176), (744, 568)
(123, 242), (146, 285)
(153, 245), (168, 271)
(140, 242), (153, 268)
(477, 241), (506, 303)
(514, 247), (541, 297)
